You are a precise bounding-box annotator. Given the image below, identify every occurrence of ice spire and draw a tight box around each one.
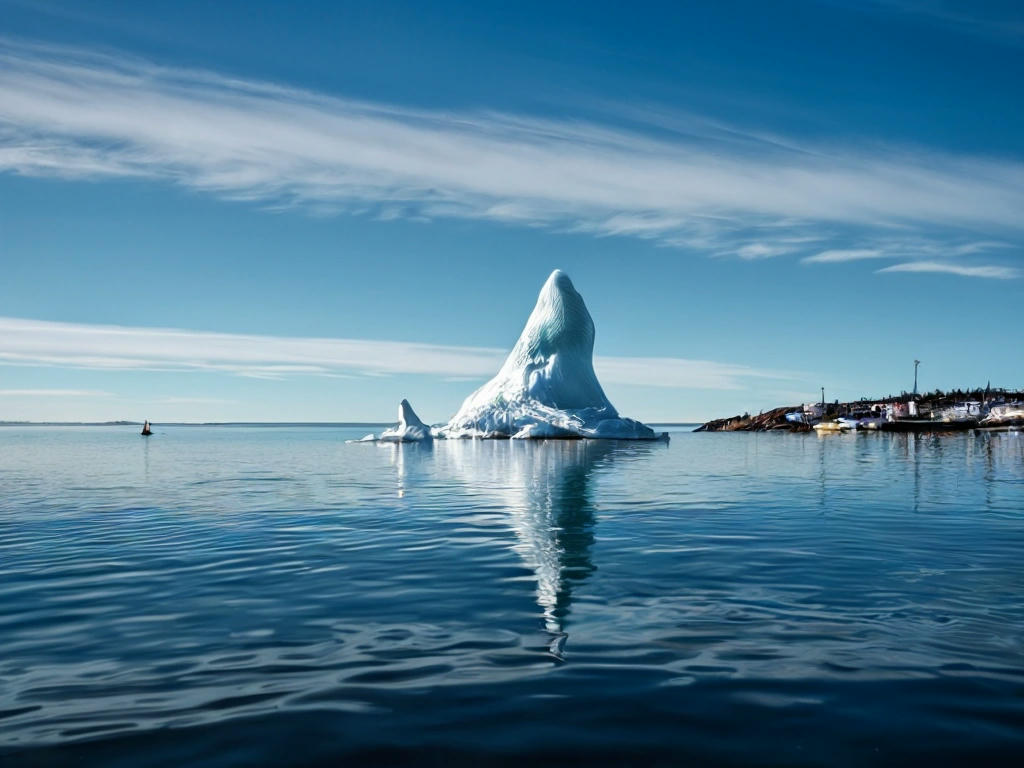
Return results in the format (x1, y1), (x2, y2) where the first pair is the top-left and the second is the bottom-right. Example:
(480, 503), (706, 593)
(379, 399), (432, 442)
(439, 270), (664, 440)
(397, 399), (426, 429)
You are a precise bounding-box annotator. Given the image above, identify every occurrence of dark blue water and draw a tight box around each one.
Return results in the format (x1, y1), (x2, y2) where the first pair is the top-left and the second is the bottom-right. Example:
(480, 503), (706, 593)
(2, 426), (1023, 766)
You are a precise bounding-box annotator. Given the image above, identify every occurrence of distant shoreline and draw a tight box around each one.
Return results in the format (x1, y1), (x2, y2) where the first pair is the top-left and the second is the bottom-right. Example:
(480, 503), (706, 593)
(0, 421), (393, 428)
(696, 387), (1024, 433)
(1, 421), (700, 428)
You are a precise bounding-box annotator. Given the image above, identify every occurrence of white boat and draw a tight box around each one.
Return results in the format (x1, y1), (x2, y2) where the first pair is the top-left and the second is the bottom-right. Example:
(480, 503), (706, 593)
(981, 403), (1024, 425)
(836, 417), (860, 431)
(813, 421), (846, 433)
(857, 415), (885, 430)
(844, 409), (885, 430)
(940, 402), (982, 422)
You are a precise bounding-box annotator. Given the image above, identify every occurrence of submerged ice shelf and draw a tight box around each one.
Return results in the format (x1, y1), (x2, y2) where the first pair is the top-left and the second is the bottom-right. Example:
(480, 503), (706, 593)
(437, 270), (665, 440)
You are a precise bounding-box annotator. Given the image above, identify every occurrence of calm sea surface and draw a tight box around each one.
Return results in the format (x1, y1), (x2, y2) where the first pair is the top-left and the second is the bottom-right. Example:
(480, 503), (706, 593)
(1, 426), (1023, 766)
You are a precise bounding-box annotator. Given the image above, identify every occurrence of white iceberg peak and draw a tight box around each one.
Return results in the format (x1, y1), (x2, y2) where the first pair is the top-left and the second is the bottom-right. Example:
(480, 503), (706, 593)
(378, 399), (433, 442)
(398, 399), (427, 429)
(439, 270), (666, 440)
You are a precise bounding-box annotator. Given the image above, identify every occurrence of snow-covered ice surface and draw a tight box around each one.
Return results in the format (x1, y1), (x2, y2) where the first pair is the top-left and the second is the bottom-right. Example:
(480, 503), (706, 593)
(438, 270), (666, 440)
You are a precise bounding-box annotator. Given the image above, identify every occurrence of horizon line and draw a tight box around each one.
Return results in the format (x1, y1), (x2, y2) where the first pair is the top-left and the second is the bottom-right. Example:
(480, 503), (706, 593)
(0, 420), (706, 427)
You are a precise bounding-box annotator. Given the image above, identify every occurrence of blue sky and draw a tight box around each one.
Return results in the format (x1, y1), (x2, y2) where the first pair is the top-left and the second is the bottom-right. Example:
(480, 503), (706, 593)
(0, 0), (1022, 423)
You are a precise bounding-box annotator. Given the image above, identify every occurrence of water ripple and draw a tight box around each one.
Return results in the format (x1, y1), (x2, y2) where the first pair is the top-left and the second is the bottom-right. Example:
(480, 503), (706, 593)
(1, 426), (1023, 765)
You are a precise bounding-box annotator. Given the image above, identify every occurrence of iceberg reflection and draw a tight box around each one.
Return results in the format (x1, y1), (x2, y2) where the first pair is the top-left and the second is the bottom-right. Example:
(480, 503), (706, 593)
(386, 439), (433, 498)
(435, 439), (661, 650)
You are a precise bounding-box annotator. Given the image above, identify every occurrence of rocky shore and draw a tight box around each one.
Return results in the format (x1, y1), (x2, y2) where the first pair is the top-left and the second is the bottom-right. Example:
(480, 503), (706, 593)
(694, 406), (805, 432)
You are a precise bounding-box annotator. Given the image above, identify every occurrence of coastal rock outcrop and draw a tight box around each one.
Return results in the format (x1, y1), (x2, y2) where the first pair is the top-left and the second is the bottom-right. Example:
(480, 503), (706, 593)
(694, 406), (803, 432)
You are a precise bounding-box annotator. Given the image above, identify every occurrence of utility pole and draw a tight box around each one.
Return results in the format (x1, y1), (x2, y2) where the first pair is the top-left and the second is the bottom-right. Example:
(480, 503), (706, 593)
(913, 359), (920, 396)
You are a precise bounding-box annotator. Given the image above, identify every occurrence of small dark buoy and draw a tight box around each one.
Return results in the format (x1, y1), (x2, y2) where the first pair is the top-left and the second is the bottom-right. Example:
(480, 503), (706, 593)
(141, 420), (152, 436)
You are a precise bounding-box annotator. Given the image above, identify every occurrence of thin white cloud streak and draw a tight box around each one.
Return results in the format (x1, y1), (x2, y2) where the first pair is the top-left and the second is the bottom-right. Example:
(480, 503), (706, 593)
(803, 248), (886, 263)
(0, 317), (507, 379)
(594, 357), (795, 391)
(947, 241), (1014, 256)
(0, 388), (111, 397)
(802, 242), (1019, 275)
(157, 396), (236, 405)
(876, 261), (1021, 279)
(1, 40), (1024, 248)
(0, 316), (796, 391)
(736, 243), (790, 260)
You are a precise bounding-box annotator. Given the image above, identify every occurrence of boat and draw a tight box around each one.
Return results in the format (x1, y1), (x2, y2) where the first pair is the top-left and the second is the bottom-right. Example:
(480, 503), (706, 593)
(836, 417), (860, 431)
(979, 403), (1024, 428)
(939, 402), (982, 422)
(141, 420), (152, 436)
(813, 421), (847, 433)
(856, 415), (885, 430)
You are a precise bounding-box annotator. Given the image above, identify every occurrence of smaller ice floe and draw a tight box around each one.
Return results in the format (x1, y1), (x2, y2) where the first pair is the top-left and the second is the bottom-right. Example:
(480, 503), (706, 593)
(350, 399), (433, 443)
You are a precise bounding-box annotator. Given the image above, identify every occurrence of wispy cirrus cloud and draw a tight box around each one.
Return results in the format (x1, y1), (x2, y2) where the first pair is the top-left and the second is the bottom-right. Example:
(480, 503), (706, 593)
(0, 316), (797, 391)
(0, 317), (507, 380)
(877, 261), (1020, 279)
(802, 240), (1019, 276)
(1, 39), (1023, 255)
(0, 388), (111, 397)
(156, 396), (236, 405)
(803, 248), (886, 263)
(735, 243), (792, 260)
(594, 357), (796, 391)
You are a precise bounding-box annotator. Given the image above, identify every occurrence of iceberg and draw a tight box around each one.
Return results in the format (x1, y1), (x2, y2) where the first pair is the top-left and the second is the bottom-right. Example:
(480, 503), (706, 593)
(438, 270), (666, 440)
(380, 399), (433, 442)
(350, 399), (433, 443)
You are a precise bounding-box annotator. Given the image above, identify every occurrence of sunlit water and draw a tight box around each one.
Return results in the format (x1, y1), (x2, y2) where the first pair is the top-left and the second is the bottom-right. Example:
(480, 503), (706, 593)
(1, 426), (1023, 766)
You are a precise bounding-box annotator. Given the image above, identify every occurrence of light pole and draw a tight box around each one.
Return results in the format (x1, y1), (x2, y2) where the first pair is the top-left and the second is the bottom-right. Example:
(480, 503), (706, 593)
(913, 359), (920, 396)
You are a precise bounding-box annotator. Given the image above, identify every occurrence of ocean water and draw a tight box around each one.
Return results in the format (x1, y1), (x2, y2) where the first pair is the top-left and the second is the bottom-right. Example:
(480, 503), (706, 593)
(1, 425), (1023, 766)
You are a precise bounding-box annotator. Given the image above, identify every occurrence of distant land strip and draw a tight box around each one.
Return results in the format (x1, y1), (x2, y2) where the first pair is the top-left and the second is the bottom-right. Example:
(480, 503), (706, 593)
(697, 387), (1024, 432)
(1, 421), (700, 428)
(0, 421), (393, 427)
